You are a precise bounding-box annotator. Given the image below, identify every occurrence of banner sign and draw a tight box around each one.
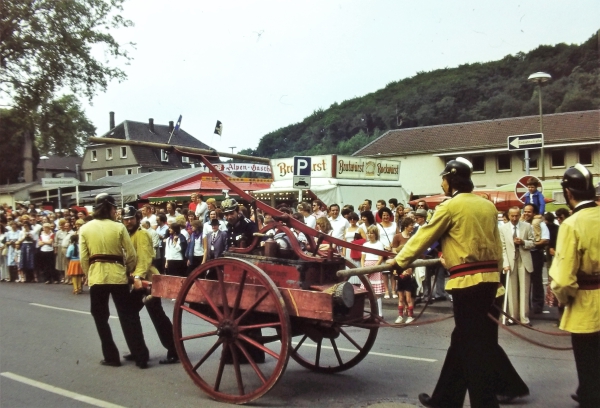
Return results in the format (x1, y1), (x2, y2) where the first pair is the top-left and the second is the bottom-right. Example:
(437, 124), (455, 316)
(270, 155), (400, 181)
(203, 163), (272, 174)
(336, 156), (400, 181)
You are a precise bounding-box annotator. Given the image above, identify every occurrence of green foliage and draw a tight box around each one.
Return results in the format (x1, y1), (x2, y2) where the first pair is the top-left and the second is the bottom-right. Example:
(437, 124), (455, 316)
(1, 0), (134, 113)
(1, 0), (134, 180)
(253, 32), (599, 159)
(37, 95), (96, 155)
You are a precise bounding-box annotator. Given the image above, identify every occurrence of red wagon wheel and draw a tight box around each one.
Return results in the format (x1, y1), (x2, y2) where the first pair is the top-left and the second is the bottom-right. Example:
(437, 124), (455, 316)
(173, 258), (291, 404)
(289, 262), (379, 373)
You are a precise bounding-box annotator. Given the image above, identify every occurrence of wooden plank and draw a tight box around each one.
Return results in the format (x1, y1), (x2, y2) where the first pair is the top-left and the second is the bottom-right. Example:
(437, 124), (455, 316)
(151, 275), (366, 322)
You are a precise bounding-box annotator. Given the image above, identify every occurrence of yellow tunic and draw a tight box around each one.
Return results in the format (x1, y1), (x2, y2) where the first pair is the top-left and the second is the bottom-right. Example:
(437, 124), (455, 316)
(393, 193), (501, 290)
(130, 228), (160, 280)
(80, 219), (137, 286)
(550, 205), (600, 334)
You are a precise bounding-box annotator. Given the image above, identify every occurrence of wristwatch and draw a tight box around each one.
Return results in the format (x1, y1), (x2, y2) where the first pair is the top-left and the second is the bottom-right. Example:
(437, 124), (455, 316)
(134, 275), (142, 280)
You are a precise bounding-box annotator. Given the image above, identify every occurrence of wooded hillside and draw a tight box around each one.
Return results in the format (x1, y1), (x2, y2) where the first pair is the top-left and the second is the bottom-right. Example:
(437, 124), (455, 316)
(242, 32), (598, 159)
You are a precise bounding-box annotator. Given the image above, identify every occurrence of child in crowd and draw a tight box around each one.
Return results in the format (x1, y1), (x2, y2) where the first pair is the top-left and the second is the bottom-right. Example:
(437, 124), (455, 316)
(360, 225), (385, 318)
(394, 266), (415, 324)
(13, 243), (23, 283)
(66, 234), (84, 294)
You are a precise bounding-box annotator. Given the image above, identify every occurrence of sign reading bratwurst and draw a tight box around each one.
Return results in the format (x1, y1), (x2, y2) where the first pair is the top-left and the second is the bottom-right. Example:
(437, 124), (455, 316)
(336, 156), (400, 181)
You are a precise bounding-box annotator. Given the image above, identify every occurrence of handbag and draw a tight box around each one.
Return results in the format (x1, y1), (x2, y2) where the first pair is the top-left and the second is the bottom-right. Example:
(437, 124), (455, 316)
(349, 238), (366, 260)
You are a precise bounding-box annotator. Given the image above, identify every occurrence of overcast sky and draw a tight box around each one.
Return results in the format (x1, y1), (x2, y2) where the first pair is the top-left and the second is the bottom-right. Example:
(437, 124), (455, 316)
(85, 0), (599, 156)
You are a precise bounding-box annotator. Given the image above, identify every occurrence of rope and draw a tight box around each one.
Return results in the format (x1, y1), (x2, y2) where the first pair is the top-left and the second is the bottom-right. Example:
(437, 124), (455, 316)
(491, 304), (571, 337)
(488, 313), (573, 351)
(351, 271), (454, 329)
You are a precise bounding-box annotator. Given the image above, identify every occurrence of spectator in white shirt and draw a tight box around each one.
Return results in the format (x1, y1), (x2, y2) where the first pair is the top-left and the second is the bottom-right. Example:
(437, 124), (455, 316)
(297, 202), (316, 229)
(141, 204), (157, 230)
(194, 194), (208, 221)
(328, 203), (350, 241)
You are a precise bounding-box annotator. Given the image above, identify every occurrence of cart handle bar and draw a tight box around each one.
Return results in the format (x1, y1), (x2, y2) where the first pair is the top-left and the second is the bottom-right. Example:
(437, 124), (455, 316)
(336, 258), (441, 278)
(88, 137), (271, 164)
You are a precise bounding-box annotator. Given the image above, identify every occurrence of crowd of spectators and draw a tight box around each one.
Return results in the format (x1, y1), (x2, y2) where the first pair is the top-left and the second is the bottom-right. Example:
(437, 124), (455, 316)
(2, 178), (596, 329)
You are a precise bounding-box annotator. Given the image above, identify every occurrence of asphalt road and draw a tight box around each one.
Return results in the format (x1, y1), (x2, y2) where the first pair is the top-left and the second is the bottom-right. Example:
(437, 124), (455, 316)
(0, 282), (579, 408)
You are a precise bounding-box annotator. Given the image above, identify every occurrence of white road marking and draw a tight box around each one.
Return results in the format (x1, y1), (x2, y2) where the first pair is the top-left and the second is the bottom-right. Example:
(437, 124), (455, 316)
(30, 303), (118, 319)
(291, 342), (437, 362)
(1, 372), (126, 408)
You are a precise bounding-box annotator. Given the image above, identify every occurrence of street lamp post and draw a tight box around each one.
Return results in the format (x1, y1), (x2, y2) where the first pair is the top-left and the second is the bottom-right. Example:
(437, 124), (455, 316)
(228, 146), (236, 154)
(40, 155), (49, 200)
(528, 72), (552, 180)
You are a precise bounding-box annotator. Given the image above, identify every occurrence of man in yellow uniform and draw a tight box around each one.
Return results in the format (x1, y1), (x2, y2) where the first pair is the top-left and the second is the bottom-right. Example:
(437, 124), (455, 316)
(550, 164), (599, 408)
(388, 158), (502, 408)
(80, 194), (149, 368)
(121, 206), (179, 365)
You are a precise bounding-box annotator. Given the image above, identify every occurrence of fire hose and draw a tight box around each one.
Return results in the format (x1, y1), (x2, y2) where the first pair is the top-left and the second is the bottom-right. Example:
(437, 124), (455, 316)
(338, 262), (573, 350)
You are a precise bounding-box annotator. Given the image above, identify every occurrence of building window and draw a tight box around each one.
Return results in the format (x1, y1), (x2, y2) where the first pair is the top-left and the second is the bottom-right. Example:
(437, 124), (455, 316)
(106, 170), (113, 176)
(160, 149), (169, 162)
(120, 146), (127, 159)
(126, 168), (133, 175)
(522, 157), (538, 171)
(182, 156), (190, 163)
(106, 148), (113, 160)
(579, 148), (592, 166)
(85, 172), (92, 181)
(497, 154), (511, 172)
(471, 155), (485, 173)
(91, 150), (97, 162)
(551, 150), (565, 168)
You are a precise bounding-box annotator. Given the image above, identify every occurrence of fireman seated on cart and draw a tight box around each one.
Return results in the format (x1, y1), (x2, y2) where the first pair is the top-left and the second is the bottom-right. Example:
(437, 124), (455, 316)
(221, 198), (265, 363)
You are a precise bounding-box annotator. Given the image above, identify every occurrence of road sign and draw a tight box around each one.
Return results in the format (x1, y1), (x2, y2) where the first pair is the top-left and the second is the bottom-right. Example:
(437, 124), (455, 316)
(293, 156), (311, 176)
(515, 175), (542, 203)
(41, 177), (80, 188)
(293, 176), (311, 189)
(293, 156), (311, 189)
(507, 133), (543, 150)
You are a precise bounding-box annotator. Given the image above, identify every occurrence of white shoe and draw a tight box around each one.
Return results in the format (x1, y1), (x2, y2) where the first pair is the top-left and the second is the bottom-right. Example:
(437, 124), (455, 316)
(383, 294), (390, 299)
(405, 316), (415, 324)
(394, 316), (405, 324)
(392, 294), (398, 298)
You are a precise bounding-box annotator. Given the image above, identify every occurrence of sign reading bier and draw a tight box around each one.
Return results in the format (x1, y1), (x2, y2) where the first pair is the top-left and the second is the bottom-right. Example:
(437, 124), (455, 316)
(271, 155), (400, 182)
(336, 156), (400, 181)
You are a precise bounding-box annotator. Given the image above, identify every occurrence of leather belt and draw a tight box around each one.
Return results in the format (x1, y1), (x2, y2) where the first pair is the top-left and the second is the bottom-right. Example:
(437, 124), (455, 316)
(89, 254), (124, 266)
(448, 260), (498, 279)
(577, 273), (600, 290)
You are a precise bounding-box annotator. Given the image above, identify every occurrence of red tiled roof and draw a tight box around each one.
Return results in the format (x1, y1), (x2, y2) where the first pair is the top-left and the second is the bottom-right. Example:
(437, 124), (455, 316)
(354, 110), (599, 156)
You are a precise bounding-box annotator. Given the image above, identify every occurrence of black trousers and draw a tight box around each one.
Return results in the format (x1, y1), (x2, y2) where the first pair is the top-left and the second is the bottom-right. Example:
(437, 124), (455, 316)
(166, 259), (187, 277)
(572, 331), (600, 408)
(187, 255), (203, 275)
(90, 284), (149, 364)
(430, 283), (499, 408)
(530, 250), (545, 312)
(131, 289), (177, 359)
(491, 297), (529, 397)
(38, 251), (57, 282)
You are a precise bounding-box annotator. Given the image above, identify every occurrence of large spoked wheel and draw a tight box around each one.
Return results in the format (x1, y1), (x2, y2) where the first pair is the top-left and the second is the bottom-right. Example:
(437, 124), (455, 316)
(173, 258), (291, 404)
(289, 261), (379, 373)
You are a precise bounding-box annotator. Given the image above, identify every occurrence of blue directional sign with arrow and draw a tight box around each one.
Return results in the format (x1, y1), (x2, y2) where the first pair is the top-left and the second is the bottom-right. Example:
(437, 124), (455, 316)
(507, 133), (544, 150)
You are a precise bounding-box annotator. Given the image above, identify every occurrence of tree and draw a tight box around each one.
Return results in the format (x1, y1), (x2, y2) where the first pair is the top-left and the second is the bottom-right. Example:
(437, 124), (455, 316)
(37, 95), (96, 156)
(0, 0), (134, 181)
(0, 109), (37, 184)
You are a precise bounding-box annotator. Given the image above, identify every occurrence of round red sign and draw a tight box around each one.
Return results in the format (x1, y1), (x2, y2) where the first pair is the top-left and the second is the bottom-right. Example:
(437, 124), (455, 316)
(515, 176), (543, 203)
